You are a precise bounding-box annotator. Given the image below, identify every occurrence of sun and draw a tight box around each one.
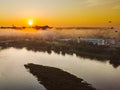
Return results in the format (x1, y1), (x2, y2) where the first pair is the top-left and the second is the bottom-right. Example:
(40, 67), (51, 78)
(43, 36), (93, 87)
(28, 19), (33, 26)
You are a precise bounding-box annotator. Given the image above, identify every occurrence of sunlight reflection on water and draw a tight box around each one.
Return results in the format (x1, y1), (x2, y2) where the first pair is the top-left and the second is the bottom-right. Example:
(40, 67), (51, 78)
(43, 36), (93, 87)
(0, 47), (120, 90)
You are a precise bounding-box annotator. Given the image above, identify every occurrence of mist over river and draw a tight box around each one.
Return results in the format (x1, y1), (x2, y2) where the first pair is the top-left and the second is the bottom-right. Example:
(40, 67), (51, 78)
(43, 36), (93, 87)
(0, 28), (120, 90)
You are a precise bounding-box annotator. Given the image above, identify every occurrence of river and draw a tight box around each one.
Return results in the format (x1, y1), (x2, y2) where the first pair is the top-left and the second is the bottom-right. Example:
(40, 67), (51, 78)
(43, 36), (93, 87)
(0, 47), (120, 90)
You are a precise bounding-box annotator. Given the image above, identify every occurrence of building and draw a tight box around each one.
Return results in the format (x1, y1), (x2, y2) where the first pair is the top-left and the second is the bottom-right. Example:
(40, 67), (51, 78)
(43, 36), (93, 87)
(77, 37), (117, 47)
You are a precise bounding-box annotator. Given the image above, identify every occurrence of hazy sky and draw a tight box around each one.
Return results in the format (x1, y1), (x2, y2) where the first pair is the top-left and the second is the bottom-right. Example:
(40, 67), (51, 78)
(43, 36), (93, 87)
(0, 0), (120, 26)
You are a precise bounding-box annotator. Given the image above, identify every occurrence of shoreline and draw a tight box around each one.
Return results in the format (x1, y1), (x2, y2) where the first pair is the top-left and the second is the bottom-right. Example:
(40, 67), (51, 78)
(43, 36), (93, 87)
(0, 38), (120, 68)
(25, 63), (96, 90)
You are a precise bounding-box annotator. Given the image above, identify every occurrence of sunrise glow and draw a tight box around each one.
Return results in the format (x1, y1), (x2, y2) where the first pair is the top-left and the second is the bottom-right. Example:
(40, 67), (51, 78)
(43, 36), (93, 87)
(0, 0), (120, 26)
(28, 20), (33, 26)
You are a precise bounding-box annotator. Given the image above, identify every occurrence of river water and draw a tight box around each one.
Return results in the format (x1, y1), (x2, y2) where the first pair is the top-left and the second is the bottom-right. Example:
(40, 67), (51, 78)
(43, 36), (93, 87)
(0, 47), (120, 90)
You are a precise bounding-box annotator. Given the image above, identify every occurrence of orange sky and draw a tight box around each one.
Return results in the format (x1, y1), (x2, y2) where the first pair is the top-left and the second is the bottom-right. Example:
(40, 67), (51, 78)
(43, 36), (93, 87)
(0, 0), (120, 26)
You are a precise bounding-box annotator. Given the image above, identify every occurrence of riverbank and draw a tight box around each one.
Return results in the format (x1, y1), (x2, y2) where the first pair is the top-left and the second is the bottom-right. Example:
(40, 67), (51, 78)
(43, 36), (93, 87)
(0, 37), (120, 68)
(25, 63), (96, 90)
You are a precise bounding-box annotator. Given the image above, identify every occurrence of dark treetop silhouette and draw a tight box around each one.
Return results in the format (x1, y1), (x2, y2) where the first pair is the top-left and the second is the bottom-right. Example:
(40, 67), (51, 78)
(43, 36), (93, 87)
(0, 37), (120, 68)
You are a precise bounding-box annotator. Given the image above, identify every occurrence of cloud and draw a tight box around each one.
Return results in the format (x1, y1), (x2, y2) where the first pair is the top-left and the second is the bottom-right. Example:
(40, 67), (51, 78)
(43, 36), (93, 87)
(113, 5), (120, 10)
(79, 0), (108, 7)
(86, 0), (100, 6)
(85, 0), (120, 7)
